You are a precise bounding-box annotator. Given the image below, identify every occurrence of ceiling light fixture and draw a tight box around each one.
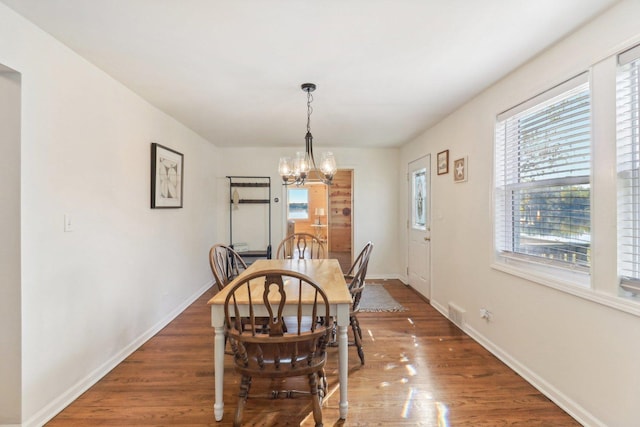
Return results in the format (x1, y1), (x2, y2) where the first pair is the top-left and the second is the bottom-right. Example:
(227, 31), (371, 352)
(279, 83), (337, 185)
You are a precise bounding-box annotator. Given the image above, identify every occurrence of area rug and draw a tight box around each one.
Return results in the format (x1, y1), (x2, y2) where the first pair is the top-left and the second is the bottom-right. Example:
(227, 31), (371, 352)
(358, 283), (407, 312)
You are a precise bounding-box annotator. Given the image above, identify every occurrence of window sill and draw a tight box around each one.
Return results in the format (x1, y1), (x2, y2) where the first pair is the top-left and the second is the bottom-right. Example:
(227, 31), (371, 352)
(491, 259), (640, 318)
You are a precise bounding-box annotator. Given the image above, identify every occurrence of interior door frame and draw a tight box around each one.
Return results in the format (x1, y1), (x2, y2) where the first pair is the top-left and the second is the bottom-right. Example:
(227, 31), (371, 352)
(280, 169), (353, 269)
(407, 155), (431, 299)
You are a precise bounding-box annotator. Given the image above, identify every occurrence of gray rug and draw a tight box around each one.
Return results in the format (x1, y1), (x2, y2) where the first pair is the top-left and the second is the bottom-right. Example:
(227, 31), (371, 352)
(358, 283), (407, 312)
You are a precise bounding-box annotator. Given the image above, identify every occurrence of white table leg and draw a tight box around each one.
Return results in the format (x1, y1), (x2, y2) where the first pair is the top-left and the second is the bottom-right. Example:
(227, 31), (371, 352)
(337, 303), (349, 419)
(212, 307), (226, 421)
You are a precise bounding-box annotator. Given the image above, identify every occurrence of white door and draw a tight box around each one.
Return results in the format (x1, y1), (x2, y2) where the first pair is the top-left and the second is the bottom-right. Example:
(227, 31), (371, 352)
(408, 155), (431, 299)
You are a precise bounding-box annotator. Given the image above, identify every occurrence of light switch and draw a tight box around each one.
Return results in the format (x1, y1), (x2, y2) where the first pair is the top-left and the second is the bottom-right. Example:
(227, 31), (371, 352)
(64, 214), (73, 232)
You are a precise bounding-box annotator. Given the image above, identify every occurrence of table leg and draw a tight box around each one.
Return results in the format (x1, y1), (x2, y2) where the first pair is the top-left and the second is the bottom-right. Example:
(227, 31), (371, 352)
(212, 308), (225, 421)
(337, 303), (349, 419)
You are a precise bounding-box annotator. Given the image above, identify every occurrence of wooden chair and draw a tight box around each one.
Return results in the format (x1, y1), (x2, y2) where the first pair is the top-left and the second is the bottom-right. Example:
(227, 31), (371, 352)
(209, 244), (248, 292)
(276, 232), (326, 259)
(210, 244), (273, 338)
(224, 269), (332, 427)
(344, 241), (374, 365)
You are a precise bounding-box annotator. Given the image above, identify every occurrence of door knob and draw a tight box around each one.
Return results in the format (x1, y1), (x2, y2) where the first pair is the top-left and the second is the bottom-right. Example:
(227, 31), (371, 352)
(424, 237), (431, 241)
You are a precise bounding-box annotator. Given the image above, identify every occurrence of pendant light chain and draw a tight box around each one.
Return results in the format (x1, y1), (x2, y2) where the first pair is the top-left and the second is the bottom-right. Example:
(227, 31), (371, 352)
(306, 89), (315, 169)
(306, 91), (313, 134)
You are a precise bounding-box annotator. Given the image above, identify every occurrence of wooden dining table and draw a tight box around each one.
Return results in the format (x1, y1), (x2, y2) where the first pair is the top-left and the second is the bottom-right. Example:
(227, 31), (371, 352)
(207, 258), (352, 422)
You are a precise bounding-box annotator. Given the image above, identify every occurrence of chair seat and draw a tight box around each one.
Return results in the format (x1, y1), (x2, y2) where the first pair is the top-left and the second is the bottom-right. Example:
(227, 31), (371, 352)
(234, 345), (326, 378)
(231, 335), (327, 372)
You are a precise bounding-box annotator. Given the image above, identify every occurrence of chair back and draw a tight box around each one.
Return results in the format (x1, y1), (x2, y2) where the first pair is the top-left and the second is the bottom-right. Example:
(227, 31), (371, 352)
(276, 232), (326, 259)
(346, 242), (374, 312)
(209, 244), (248, 292)
(224, 269), (332, 374)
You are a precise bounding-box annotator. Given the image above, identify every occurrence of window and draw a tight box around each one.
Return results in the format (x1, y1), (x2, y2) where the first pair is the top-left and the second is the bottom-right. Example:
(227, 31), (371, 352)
(494, 73), (591, 275)
(287, 188), (309, 219)
(617, 44), (640, 294)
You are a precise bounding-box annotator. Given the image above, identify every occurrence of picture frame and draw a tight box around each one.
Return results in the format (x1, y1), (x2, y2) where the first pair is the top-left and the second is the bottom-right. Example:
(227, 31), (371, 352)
(453, 156), (468, 183)
(151, 143), (184, 208)
(437, 150), (449, 175)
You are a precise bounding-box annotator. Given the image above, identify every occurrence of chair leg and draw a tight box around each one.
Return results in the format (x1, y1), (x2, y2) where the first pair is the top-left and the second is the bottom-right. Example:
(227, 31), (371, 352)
(355, 315), (363, 340)
(308, 372), (323, 427)
(351, 314), (365, 365)
(234, 375), (251, 427)
(224, 334), (234, 356)
(317, 369), (327, 399)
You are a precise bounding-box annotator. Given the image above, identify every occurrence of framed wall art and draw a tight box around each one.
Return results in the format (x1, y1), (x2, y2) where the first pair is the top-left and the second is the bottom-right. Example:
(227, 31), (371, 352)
(437, 150), (449, 175)
(453, 156), (468, 183)
(151, 143), (184, 208)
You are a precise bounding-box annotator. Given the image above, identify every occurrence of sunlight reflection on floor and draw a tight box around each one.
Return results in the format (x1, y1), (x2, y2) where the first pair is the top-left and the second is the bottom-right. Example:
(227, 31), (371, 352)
(400, 387), (416, 418)
(405, 364), (417, 376)
(436, 401), (450, 427)
(367, 328), (375, 341)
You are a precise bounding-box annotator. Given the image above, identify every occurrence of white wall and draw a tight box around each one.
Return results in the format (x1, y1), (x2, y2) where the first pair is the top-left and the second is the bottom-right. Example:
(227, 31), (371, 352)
(400, 1), (640, 426)
(218, 146), (401, 279)
(0, 67), (21, 425)
(0, 4), (220, 425)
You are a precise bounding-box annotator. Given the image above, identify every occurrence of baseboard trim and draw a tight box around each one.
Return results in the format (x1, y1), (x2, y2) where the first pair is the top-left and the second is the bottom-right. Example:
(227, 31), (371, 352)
(405, 283), (430, 303)
(23, 280), (213, 427)
(367, 273), (402, 281)
(464, 324), (605, 427)
(430, 298), (604, 427)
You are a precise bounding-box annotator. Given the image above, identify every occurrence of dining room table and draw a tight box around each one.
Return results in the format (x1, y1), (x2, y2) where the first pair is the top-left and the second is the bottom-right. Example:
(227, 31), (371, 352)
(207, 258), (352, 422)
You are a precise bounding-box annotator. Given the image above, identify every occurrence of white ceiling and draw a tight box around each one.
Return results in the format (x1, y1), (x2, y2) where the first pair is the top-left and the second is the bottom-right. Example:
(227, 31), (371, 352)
(1, 0), (619, 148)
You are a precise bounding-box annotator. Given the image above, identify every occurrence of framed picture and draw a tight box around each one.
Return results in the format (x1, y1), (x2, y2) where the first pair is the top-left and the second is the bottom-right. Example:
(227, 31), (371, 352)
(437, 150), (449, 175)
(453, 156), (468, 183)
(151, 143), (184, 208)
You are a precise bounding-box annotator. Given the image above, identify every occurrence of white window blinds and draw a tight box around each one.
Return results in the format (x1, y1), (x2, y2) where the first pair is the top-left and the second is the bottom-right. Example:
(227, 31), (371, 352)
(495, 73), (591, 271)
(617, 44), (640, 293)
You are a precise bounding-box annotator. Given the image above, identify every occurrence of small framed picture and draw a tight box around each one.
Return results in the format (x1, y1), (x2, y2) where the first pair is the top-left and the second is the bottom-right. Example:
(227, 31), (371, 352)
(151, 143), (184, 208)
(453, 156), (468, 183)
(437, 150), (449, 175)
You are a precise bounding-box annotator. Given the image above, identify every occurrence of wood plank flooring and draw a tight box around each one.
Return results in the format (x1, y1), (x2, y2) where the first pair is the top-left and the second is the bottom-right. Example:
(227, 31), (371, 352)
(47, 281), (579, 426)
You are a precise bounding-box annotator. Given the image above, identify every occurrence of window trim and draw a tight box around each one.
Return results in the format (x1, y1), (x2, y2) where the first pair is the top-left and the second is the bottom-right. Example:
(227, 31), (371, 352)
(497, 73), (589, 120)
(488, 45), (640, 319)
(490, 260), (640, 318)
(617, 43), (640, 294)
(494, 73), (592, 283)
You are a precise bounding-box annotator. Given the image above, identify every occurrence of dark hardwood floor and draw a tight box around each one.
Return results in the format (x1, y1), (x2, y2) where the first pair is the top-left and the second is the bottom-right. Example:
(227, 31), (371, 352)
(47, 280), (579, 426)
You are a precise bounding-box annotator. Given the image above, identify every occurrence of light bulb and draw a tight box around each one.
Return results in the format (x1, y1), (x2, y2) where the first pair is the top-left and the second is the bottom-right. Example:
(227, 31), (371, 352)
(320, 152), (337, 180)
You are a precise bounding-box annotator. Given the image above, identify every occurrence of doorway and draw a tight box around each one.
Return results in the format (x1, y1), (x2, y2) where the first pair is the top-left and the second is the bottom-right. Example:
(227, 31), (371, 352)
(285, 182), (329, 243)
(0, 65), (22, 424)
(283, 169), (353, 271)
(408, 156), (431, 299)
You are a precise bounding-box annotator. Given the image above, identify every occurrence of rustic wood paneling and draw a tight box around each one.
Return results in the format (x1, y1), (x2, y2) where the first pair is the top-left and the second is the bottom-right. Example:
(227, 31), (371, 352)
(329, 170), (352, 253)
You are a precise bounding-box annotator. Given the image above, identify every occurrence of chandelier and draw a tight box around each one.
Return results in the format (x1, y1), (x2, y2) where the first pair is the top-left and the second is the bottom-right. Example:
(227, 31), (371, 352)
(278, 83), (337, 185)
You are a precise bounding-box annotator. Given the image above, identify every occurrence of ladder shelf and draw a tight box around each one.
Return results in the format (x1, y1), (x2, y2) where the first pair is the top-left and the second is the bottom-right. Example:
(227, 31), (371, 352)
(226, 176), (272, 260)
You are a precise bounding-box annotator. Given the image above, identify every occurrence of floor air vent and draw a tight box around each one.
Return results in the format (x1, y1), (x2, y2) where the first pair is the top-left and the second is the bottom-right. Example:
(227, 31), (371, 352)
(448, 303), (465, 329)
